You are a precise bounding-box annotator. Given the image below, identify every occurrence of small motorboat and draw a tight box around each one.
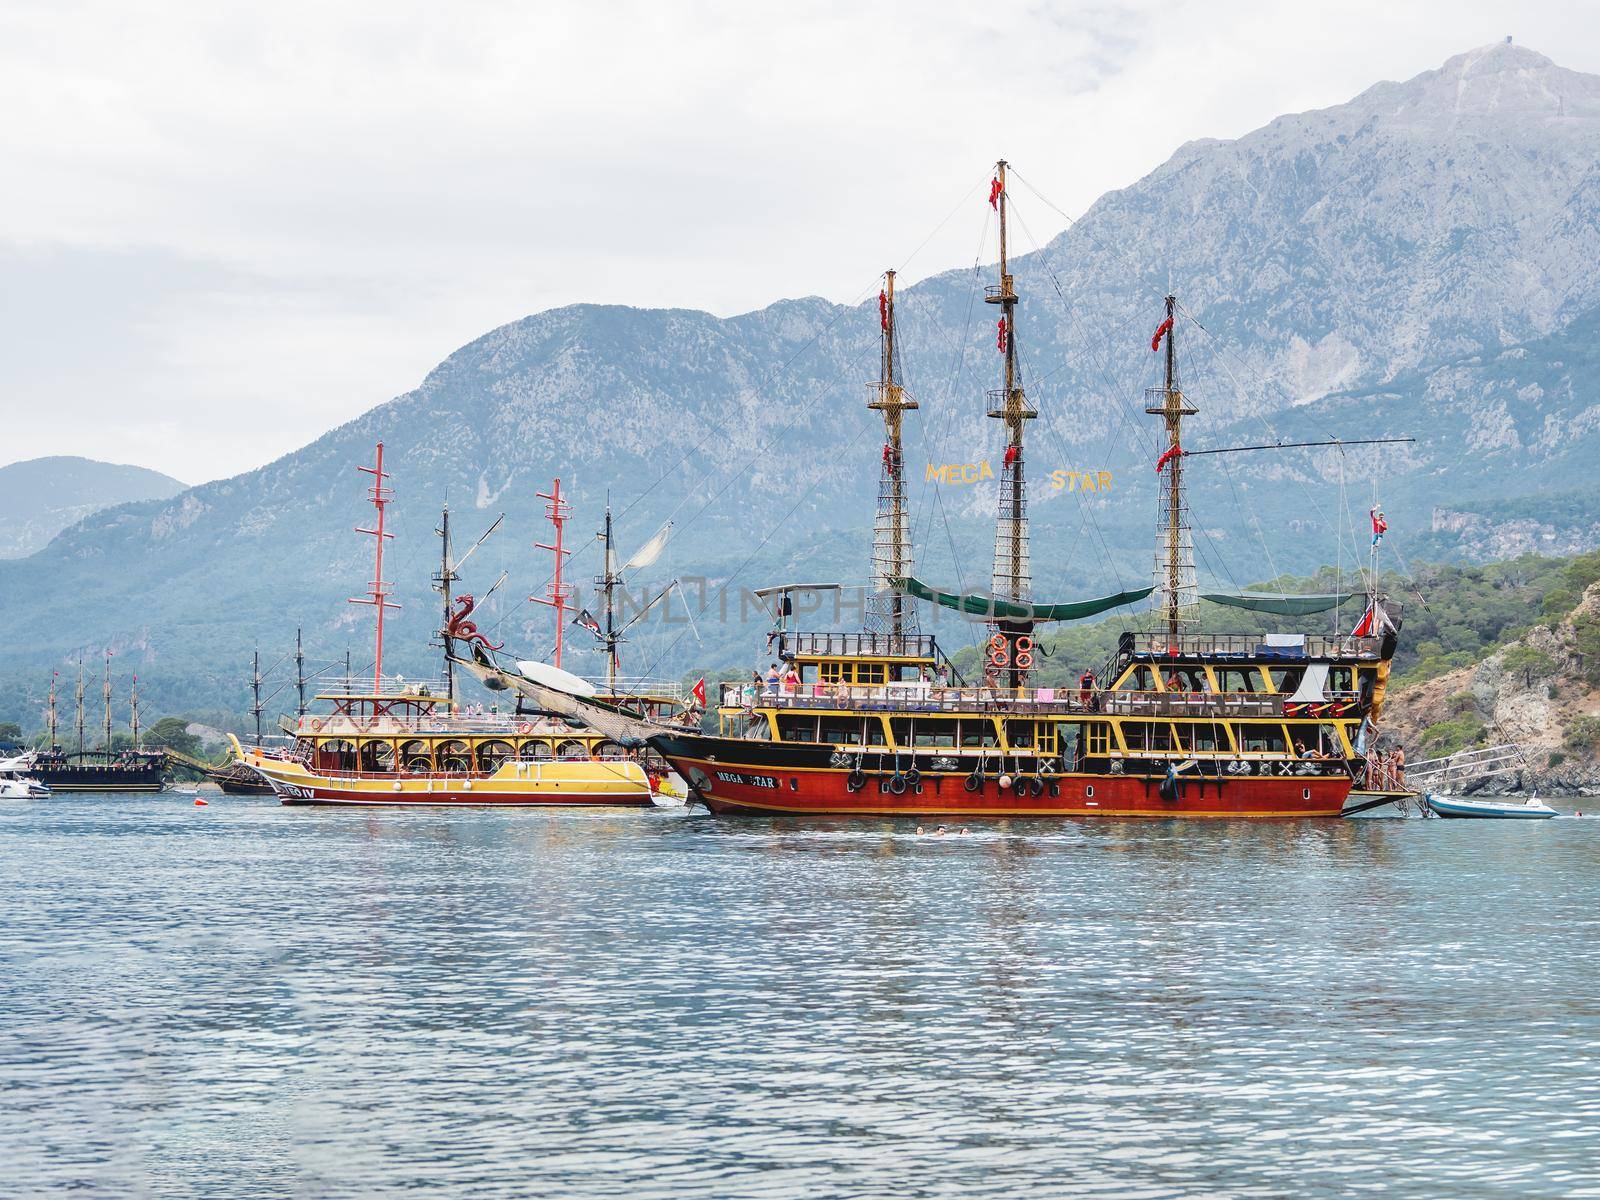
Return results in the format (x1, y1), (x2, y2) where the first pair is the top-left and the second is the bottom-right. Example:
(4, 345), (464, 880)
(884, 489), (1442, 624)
(1424, 793), (1557, 819)
(0, 773), (52, 799)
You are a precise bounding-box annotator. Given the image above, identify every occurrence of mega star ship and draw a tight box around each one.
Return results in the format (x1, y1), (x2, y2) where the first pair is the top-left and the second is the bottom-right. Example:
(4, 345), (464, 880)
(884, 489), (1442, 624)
(456, 161), (1405, 818)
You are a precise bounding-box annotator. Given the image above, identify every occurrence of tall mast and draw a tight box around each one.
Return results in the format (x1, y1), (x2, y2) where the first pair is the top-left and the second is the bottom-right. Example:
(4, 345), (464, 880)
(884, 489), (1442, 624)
(295, 628), (307, 718)
(48, 671), (58, 749)
(1147, 294), (1197, 640)
(533, 479), (574, 669)
(75, 658), (84, 758)
(596, 504), (620, 690)
(251, 648), (263, 746)
(350, 441), (400, 693)
(102, 649), (112, 752)
(985, 161), (1035, 689)
(866, 270), (919, 646)
(130, 673), (140, 749)
(435, 504), (456, 702)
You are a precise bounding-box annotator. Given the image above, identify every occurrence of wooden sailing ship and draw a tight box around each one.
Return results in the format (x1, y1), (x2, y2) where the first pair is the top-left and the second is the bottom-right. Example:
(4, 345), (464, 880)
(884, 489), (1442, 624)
(30, 654), (167, 792)
(457, 161), (1403, 818)
(236, 443), (653, 806)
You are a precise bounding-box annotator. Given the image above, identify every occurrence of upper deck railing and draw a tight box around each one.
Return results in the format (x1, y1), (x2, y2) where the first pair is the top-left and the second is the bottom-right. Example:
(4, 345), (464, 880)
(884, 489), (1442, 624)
(779, 631), (938, 660)
(1116, 631), (1385, 662)
(720, 680), (1361, 720)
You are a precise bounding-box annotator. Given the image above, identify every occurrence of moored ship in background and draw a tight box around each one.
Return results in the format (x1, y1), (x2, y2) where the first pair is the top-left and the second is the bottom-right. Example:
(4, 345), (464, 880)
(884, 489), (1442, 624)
(30, 653), (168, 792)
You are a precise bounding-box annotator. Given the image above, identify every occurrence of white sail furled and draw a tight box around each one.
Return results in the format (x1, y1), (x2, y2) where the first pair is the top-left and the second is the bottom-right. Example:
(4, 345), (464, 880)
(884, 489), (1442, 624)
(623, 522), (672, 571)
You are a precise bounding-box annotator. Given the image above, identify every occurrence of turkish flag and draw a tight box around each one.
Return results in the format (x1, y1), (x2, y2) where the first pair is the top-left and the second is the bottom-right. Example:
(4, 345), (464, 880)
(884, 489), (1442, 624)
(1151, 317), (1174, 352)
(692, 678), (707, 708)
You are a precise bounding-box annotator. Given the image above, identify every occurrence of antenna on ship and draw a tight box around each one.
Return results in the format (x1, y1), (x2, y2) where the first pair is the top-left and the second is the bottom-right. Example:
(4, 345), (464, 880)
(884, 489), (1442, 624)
(986, 160), (1036, 691)
(294, 628), (307, 718)
(102, 649), (112, 754)
(75, 657), (85, 759)
(251, 647), (264, 747)
(350, 441), (400, 694)
(1148, 294), (1198, 641)
(532, 479), (575, 669)
(867, 270), (919, 647)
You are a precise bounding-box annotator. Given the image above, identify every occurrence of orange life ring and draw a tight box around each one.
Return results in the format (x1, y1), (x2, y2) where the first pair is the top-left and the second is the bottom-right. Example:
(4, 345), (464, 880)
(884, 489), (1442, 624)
(1017, 635), (1034, 652)
(988, 647), (1009, 668)
(988, 633), (1007, 652)
(517, 722), (533, 736)
(309, 718), (324, 733)
(1016, 650), (1034, 669)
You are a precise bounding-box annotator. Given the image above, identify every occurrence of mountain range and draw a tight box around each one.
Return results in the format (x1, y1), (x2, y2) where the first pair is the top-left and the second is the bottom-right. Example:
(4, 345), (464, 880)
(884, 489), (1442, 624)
(5, 40), (1600, 725)
(0, 457), (185, 560)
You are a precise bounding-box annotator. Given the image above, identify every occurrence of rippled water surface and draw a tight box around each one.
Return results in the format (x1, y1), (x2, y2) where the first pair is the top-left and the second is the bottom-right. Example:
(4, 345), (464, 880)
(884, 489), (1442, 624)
(3, 795), (1599, 1198)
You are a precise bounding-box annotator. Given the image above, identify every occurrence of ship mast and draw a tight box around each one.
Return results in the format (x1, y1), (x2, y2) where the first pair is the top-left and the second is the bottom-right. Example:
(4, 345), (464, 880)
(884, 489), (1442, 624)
(48, 671), (58, 750)
(986, 161), (1035, 689)
(595, 505), (622, 690)
(434, 504), (457, 702)
(866, 270), (919, 646)
(1147, 295), (1198, 640)
(75, 658), (84, 758)
(350, 441), (400, 694)
(130, 674), (140, 749)
(294, 628), (307, 718)
(102, 649), (112, 753)
(532, 479), (574, 669)
(251, 648), (263, 746)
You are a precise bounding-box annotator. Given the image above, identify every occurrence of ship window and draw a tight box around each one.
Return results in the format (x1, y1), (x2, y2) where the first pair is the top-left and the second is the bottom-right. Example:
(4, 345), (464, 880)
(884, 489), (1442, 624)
(864, 719), (888, 746)
(1268, 667), (1304, 693)
(916, 722), (956, 748)
(777, 715), (820, 743)
(960, 720), (998, 748)
(855, 663), (886, 686)
(1055, 723), (1081, 765)
(359, 741), (395, 772)
(820, 719), (863, 745)
(1238, 723), (1289, 754)
(1085, 723), (1111, 755)
(437, 740), (471, 771)
(1190, 724), (1225, 753)
(819, 662), (844, 684)
(1118, 665), (1156, 691)
(1319, 724), (1345, 756)
(476, 740), (515, 771)
(1005, 720), (1035, 749)
(1217, 668), (1261, 694)
(594, 742), (625, 758)
(1128, 722), (1174, 753)
(557, 740), (588, 758)
(1327, 666), (1355, 693)
(524, 739), (554, 758)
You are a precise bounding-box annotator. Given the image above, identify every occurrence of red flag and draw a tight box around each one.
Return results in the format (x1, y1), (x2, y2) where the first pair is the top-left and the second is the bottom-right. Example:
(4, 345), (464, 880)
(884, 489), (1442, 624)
(1155, 444), (1183, 472)
(1351, 605), (1375, 638)
(996, 318), (1008, 351)
(1151, 317), (1173, 352)
(989, 177), (1002, 209)
(692, 677), (707, 708)
(878, 289), (888, 332)
(1003, 445), (1019, 466)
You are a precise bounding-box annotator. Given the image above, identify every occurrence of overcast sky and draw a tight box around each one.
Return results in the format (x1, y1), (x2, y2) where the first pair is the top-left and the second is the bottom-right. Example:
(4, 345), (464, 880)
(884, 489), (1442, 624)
(3, 0), (1598, 485)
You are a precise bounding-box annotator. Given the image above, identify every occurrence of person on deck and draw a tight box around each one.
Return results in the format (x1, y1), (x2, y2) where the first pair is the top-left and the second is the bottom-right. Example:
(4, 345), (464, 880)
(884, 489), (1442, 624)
(764, 664), (780, 694)
(781, 665), (800, 696)
(1078, 670), (1096, 706)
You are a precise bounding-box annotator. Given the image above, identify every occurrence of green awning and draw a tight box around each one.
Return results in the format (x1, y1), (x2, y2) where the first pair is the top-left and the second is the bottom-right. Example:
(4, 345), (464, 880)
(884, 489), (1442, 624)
(1201, 591), (1358, 616)
(892, 576), (1155, 622)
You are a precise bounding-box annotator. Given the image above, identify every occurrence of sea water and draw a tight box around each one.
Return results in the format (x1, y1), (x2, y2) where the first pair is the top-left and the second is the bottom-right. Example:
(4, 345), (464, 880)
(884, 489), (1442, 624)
(2, 795), (1597, 1198)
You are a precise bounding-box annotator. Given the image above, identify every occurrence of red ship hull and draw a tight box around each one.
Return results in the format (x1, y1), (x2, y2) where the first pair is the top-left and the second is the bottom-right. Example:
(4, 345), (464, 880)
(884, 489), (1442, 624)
(657, 742), (1348, 818)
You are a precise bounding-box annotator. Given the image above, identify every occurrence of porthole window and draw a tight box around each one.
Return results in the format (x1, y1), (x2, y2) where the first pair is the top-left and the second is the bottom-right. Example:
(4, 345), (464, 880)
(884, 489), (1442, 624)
(1303, 787), (1312, 800)
(1085, 784), (1095, 798)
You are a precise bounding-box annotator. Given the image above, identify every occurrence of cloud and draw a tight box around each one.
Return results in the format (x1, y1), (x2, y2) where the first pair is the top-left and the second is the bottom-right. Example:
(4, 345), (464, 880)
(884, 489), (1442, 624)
(0, 0), (1595, 482)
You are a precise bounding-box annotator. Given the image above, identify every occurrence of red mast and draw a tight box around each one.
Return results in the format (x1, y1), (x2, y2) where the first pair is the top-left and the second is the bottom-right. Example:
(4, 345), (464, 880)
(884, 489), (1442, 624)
(531, 478), (574, 669)
(349, 441), (400, 692)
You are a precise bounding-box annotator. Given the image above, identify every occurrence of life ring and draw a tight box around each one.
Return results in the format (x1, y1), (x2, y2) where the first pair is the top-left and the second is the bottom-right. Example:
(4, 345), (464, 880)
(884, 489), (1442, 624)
(1015, 651), (1034, 670)
(888, 773), (907, 795)
(1016, 635), (1034, 653)
(988, 633), (1008, 652)
(964, 772), (983, 793)
(517, 722), (533, 736)
(309, 718), (324, 733)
